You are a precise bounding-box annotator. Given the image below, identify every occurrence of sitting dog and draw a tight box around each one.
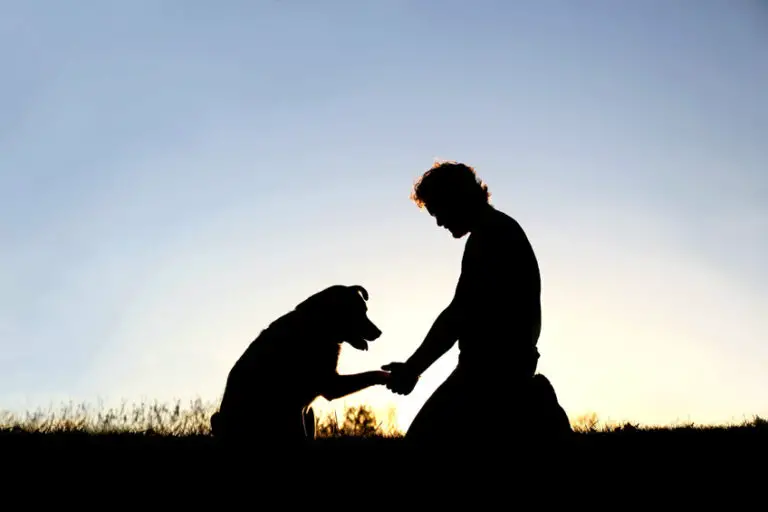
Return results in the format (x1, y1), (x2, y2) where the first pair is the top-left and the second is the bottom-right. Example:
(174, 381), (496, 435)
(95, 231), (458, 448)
(210, 284), (388, 451)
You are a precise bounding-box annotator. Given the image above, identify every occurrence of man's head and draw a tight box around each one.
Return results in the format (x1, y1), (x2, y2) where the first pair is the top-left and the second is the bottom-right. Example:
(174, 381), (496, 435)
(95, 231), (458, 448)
(294, 284), (382, 351)
(410, 161), (491, 238)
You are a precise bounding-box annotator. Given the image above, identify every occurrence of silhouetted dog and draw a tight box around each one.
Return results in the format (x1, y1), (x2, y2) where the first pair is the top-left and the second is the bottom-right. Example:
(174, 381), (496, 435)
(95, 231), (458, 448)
(210, 284), (385, 451)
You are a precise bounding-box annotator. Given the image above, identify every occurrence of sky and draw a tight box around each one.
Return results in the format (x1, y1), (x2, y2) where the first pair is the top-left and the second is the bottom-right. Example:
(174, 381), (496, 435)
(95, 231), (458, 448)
(1, 0), (766, 432)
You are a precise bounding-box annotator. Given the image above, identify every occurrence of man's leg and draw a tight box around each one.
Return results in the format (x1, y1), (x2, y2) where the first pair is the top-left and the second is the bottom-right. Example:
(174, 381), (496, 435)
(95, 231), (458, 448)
(527, 374), (574, 443)
(403, 368), (529, 462)
(472, 373), (574, 463)
(405, 367), (470, 449)
(462, 377), (527, 456)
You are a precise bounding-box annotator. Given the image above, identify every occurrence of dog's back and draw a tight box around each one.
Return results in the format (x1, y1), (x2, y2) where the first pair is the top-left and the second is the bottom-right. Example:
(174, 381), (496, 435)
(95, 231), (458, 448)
(211, 309), (341, 442)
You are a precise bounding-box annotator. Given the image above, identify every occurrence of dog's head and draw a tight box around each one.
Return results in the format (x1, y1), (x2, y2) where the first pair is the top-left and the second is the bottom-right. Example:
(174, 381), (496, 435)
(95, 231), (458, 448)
(294, 284), (382, 351)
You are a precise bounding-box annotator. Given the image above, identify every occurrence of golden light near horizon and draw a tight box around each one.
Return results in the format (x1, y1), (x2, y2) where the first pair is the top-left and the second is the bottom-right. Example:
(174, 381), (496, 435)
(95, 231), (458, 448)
(304, 263), (768, 435)
(26, 218), (761, 438)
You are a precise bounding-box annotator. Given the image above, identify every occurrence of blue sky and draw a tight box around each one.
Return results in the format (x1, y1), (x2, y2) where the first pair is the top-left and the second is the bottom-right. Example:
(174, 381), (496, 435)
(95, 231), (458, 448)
(1, 0), (766, 430)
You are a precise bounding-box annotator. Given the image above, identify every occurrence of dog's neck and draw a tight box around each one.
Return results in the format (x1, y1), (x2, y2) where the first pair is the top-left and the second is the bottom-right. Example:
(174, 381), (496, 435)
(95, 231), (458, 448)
(270, 309), (343, 349)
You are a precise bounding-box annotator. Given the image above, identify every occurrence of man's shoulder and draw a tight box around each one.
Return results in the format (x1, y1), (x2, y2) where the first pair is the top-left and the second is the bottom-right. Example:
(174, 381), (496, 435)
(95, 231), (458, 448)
(492, 205), (523, 226)
(476, 206), (527, 240)
(463, 208), (515, 258)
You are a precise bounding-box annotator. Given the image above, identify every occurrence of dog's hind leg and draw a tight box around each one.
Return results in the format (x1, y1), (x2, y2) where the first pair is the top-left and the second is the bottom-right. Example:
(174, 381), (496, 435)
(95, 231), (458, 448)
(302, 406), (316, 441)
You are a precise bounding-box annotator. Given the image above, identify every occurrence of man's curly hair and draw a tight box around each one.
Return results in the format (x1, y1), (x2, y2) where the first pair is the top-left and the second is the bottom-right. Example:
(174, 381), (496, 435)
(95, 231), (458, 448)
(410, 161), (491, 209)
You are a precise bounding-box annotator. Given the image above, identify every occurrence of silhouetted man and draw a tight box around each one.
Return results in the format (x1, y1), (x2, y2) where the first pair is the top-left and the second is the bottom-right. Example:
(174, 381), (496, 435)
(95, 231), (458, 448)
(383, 161), (545, 451)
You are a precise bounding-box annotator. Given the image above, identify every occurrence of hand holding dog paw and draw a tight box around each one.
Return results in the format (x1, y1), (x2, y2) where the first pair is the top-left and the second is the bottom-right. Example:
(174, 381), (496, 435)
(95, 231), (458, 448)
(381, 362), (419, 395)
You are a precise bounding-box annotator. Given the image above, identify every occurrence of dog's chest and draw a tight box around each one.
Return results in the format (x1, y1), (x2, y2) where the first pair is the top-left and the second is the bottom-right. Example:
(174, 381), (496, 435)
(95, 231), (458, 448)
(296, 342), (340, 376)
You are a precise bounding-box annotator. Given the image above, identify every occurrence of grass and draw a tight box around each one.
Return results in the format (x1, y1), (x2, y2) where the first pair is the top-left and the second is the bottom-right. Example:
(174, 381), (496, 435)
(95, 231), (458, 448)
(3, 397), (765, 435)
(2, 399), (766, 471)
(0, 398), (400, 437)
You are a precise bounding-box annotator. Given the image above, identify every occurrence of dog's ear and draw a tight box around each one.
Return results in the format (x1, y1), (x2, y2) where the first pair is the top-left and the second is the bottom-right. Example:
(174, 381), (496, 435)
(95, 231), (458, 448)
(348, 285), (368, 301)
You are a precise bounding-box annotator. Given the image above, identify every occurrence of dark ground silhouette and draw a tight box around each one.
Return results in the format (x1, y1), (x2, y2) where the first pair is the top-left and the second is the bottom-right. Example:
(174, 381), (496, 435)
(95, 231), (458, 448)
(1, 404), (765, 493)
(3, 417), (765, 465)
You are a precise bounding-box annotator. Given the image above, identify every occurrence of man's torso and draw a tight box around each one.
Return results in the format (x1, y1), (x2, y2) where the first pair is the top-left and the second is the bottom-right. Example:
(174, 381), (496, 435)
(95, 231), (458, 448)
(453, 206), (542, 375)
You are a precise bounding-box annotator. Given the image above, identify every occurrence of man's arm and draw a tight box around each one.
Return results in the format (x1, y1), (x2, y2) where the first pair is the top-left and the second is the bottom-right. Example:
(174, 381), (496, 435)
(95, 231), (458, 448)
(402, 242), (477, 377)
(403, 301), (462, 377)
(381, 294), (466, 395)
(320, 371), (389, 401)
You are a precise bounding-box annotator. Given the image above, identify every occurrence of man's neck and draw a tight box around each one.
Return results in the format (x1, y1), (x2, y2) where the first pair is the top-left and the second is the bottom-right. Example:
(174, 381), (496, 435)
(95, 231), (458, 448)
(467, 203), (494, 233)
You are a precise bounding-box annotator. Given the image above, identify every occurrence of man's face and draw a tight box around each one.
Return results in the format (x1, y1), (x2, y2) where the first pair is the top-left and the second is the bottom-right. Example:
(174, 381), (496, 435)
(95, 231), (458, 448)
(426, 200), (470, 239)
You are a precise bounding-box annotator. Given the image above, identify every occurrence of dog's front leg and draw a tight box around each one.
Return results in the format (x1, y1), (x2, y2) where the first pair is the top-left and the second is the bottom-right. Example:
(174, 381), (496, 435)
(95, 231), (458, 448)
(320, 371), (388, 401)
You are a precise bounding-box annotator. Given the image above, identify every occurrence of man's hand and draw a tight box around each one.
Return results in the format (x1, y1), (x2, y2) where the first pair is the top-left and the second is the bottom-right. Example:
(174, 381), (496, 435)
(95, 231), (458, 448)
(381, 362), (420, 396)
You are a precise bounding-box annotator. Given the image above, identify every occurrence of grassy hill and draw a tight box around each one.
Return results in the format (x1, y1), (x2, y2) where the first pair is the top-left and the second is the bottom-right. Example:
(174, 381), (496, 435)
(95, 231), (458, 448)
(2, 399), (766, 469)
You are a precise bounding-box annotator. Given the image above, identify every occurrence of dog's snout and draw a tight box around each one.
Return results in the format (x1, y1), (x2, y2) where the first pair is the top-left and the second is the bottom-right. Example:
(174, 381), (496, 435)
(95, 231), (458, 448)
(366, 320), (382, 340)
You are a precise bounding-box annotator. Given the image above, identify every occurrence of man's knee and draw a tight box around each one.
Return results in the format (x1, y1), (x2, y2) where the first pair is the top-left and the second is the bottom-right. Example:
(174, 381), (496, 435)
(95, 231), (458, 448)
(405, 387), (468, 444)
